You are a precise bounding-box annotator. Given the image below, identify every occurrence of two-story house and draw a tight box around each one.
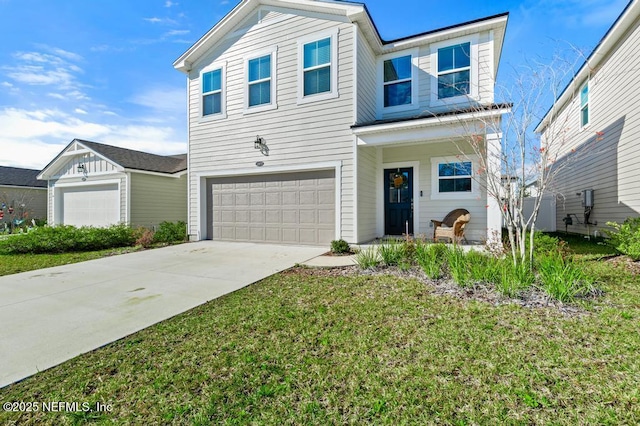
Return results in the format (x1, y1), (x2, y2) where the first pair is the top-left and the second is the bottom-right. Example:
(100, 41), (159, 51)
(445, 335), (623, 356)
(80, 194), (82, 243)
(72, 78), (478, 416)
(535, 0), (640, 237)
(174, 0), (509, 245)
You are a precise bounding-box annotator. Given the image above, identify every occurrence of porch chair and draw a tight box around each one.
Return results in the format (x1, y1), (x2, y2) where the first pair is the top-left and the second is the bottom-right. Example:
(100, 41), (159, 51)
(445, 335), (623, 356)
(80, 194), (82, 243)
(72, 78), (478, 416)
(431, 209), (471, 243)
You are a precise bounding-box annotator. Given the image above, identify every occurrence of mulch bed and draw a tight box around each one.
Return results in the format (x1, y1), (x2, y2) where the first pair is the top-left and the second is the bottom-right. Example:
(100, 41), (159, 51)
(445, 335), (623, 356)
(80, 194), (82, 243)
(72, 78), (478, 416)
(286, 264), (601, 318)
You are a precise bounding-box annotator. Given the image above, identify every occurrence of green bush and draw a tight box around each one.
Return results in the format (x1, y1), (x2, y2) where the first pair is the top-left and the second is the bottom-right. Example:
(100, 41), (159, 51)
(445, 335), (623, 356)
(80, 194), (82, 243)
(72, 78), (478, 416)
(153, 221), (187, 244)
(606, 217), (640, 260)
(0, 224), (136, 254)
(415, 241), (447, 279)
(497, 261), (535, 297)
(330, 239), (350, 254)
(537, 253), (595, 302)
(355, 246), (380, 269)
(378, 239), (406, 266)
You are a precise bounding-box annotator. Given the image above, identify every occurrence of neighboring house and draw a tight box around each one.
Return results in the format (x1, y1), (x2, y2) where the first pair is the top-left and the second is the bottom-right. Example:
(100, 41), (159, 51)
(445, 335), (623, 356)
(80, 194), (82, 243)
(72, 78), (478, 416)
(38, 139), (188, 228)
(174, 0), (510, 245)
(0, 166), (47, 225)
(536, 0), (640, 237)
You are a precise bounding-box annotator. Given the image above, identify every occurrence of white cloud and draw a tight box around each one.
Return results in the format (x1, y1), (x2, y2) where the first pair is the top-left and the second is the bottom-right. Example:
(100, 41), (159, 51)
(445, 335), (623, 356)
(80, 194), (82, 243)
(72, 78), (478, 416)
(165, 1), (178, 7)
(74, 108), (88, 115)
(143, 17), (178, 25)
(1, 81), (12, 88)
(0, 107), (186, 169)
(165, 29), (190, 36)
(128, 86), (186, 116)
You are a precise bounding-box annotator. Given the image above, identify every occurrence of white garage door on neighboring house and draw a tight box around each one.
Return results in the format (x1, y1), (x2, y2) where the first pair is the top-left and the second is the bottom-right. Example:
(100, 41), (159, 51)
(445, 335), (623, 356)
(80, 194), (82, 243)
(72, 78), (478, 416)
(208, 170), (335, 245)
(60, 184), (120, 227)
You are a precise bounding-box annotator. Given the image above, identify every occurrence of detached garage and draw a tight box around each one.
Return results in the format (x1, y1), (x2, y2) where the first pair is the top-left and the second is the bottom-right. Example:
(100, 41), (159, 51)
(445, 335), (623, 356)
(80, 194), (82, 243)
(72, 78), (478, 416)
(38, 139), (187, 229)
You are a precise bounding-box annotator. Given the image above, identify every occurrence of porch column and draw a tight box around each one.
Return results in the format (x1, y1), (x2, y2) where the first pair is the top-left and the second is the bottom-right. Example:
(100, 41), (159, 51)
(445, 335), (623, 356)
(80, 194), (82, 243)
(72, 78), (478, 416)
(486, 131), (502, 246)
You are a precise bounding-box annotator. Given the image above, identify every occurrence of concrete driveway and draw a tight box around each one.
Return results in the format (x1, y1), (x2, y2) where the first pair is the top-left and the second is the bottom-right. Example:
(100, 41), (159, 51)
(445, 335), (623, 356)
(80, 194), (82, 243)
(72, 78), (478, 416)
(0, 241), (326, 388)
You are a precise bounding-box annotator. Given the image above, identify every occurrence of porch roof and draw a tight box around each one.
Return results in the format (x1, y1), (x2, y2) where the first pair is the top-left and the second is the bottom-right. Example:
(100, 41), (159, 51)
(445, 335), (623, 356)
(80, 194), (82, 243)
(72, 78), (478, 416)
(352, 103), (512, 130)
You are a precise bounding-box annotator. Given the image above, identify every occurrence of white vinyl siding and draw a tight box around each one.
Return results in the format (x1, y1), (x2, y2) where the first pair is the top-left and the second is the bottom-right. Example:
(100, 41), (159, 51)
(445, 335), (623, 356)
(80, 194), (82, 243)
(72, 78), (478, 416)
(357, 145), (378, 242)
(355, 28), (377, 123)
(382, 143), (487, 242)
(542, 13), (640, 236)
(187, 14), (355, 241)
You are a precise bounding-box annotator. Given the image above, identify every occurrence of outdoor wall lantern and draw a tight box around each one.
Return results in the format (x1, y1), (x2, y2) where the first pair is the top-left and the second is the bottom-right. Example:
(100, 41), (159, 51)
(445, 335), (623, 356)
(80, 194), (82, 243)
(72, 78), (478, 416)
(77, 163), (86, 173)
(254, 135), (269, 156)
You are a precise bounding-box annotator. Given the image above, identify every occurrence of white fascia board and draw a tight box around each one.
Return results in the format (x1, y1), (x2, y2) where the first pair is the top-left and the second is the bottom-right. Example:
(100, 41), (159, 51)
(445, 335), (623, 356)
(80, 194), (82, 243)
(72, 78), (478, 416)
(536, 1), (640, 133)
(38, 140), (124, 180)
(173, 0), (365, 73)
(352, 107), (511, 136)
(123, 169), (187, 178)
(380, 14), (508, 53)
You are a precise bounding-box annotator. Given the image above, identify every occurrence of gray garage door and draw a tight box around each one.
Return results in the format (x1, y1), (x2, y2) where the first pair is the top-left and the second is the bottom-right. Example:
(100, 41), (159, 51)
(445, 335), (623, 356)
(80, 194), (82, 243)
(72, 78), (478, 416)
(208, 170), (335, 245)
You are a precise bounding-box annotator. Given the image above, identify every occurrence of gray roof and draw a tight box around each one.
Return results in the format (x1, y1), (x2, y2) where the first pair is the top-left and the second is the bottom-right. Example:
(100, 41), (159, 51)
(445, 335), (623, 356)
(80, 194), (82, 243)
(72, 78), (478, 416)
(0, 166), (47, 188)
(78, 140), (187, 174)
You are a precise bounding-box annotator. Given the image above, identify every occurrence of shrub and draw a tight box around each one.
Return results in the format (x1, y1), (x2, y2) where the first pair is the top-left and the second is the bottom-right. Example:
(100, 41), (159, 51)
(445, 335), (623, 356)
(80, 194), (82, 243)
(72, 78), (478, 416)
(135, 227), (155, 248)
(497, 261), (535, 297)
(415, 241), (446, 279)
(153, 221), (187, 244)
(537, 253), (595, 302)
(378, 239), (406, 266)
(467, 250), (501, 285)
(330, 239), (350, 254)
(355, 246), (380, 269)
(0, 224), (136, 254)
(606, 217), (640, 260)
(447, 246), (471, 287)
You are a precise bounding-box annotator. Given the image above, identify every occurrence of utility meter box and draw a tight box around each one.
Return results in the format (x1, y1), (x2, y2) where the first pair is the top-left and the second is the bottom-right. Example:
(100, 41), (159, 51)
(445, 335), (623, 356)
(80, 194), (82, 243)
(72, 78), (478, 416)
(582, 189), (594, 208)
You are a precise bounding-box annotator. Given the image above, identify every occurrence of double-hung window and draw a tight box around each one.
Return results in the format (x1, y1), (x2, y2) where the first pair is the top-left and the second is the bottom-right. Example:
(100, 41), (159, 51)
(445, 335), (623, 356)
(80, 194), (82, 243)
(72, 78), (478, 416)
(298, 29), (338, 103)
(383, 55), (412, 107)
(303, 37), (331, 96)
(248, 55), (271, 107)
(201, 63), (225, 118)
(245, 48), (277, 113)
(431, 157), (477, 199)
(580, 82), (589, 127)
(437, 42), (471, 99)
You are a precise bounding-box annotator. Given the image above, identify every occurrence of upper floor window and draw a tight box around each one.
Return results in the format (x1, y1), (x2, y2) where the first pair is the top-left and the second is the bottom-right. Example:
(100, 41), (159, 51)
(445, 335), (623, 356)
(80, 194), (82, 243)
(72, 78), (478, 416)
(244, 47), (277, 113)
(297, 29), (339, 104)
(303, 37), (331, 96)
(580, 82), (589, 127)
(202, 69), (222, 116)
(437, 42), (471, 99)
(384, 55), (412, 107)
(248, 55), (271, 107)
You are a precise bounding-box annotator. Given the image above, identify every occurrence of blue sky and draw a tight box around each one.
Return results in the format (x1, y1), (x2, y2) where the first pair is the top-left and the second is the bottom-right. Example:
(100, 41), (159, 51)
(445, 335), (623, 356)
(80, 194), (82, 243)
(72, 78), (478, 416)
(0, 0), (629, 169)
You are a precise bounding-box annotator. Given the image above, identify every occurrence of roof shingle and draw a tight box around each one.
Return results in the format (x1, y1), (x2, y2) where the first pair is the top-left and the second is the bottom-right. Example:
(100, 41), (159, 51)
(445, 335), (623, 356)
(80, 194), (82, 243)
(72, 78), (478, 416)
(0, 166), (47, 188)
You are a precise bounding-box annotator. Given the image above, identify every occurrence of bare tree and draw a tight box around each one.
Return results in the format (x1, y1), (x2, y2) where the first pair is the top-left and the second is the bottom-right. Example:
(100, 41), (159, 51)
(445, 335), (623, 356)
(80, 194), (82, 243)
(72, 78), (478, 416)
(442, 51), (604, 265)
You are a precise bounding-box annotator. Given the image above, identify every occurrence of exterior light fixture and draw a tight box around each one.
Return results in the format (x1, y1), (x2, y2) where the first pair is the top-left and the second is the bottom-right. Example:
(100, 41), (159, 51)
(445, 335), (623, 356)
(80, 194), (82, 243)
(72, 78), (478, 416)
(254, 135), (269, 156)
(77, 163), (86, 173)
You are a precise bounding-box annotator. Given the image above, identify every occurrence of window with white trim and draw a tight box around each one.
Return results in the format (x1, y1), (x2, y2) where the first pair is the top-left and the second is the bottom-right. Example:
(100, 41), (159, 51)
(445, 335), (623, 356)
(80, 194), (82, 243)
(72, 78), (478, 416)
(303, 37), (331, 96)
(383, 55), (412, 107)
(202, 69), (221, 116)
(244, 48), (277, 113)
(437, 42), (471, 99)
(200, 63), (225, 118)
(297, 30), (338, 103)
(248, 55), (271, 107)
(431, 157), (478, 199)
(438, 161), (472, 192)
(580, 81), (589, 127)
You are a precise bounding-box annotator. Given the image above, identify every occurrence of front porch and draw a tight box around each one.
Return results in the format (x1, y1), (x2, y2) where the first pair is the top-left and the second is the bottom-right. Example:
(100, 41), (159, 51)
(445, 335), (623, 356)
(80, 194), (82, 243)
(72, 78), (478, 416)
(352, 106), (508, 245)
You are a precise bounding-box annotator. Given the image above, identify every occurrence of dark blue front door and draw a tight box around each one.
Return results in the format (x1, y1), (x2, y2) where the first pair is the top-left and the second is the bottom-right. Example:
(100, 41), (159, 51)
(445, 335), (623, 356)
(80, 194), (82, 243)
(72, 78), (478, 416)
(384, 167), (413, 235)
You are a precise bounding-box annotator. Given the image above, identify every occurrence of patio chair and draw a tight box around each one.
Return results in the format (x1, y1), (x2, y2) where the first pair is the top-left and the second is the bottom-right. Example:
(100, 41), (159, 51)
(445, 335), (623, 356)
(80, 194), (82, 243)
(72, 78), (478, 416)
(431, 209), (471, 243)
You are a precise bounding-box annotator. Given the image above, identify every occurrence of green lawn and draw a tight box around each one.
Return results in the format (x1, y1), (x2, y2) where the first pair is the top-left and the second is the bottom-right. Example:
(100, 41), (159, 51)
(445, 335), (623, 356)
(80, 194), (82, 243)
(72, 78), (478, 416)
(0, 246), (638, 424)
(0, 248), (140, 277)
